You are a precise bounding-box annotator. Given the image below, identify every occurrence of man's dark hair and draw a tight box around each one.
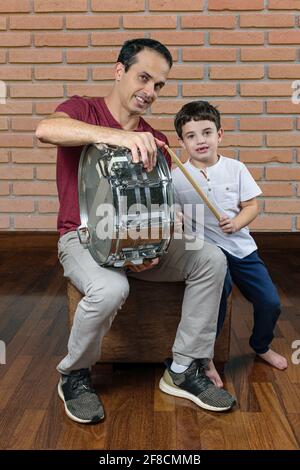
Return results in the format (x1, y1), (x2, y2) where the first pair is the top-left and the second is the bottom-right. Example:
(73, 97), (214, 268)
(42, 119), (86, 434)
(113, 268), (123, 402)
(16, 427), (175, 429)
(117, 38), (173, 72)
(174, 101), (221, 139)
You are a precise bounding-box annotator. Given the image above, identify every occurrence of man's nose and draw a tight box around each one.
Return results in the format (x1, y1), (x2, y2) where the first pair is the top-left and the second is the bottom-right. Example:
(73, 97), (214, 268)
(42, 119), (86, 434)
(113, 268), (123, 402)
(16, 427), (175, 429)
(144, 82), (155, 97)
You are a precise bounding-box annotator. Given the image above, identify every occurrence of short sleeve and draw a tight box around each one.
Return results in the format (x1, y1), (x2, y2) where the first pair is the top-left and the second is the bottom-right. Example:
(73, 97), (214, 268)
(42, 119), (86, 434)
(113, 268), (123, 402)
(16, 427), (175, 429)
(239, 163), (262, 202)
(55, 95), (90, 122)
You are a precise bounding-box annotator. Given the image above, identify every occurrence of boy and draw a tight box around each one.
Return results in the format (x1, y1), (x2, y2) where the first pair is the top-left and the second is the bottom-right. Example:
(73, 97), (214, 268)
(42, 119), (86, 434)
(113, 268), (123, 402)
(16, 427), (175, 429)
(172, 101), (287, 376)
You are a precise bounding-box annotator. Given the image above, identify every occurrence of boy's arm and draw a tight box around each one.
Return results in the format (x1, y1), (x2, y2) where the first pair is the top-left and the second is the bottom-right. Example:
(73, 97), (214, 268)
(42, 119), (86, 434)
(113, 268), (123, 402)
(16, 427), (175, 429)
(219, 197), (259, 234)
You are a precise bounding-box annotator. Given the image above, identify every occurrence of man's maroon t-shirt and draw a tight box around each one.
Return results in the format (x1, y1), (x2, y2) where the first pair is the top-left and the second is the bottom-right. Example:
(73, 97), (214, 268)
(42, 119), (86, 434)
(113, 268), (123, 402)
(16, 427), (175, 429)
(55, 95), (170, 237)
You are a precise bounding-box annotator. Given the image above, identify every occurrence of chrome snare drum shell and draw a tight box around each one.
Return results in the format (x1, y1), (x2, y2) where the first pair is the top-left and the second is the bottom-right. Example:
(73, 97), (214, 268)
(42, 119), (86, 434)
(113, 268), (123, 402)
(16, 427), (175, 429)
(77, 143), (174, 267)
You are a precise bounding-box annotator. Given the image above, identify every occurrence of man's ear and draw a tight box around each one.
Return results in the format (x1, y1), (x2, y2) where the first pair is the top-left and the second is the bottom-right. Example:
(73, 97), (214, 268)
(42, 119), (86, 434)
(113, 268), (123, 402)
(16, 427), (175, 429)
(115, 62), (125, 82)
(217, 127), (224, 143)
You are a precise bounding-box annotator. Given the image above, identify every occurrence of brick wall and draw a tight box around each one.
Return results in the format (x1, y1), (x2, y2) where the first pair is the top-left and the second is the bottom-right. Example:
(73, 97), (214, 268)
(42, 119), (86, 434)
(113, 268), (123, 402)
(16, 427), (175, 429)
(0, 0), (300, 231)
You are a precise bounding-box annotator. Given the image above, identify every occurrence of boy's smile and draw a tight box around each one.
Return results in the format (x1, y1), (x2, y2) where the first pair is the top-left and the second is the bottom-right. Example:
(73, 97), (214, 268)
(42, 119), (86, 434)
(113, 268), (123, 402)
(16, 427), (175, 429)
(180, 119), (223, 169)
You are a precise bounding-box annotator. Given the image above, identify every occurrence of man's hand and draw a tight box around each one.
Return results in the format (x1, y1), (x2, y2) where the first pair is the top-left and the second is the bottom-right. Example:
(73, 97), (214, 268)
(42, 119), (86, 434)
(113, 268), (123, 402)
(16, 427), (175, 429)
(114, 131), (166, 172)
(219, 216), (239, 234)
(127, 257), (160, 273)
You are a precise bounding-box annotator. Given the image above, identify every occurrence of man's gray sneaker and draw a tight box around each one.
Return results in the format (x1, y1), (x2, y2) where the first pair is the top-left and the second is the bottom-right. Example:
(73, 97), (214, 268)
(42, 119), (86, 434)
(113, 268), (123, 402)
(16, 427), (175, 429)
(159, 359), (236, 412)
(58, 368), (104, 424)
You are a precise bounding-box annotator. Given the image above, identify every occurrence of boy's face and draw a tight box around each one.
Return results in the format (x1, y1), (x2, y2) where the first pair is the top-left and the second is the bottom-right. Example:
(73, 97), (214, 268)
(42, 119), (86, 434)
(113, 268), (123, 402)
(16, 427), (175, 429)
(115, 49), (170, 116)
(180, 119), (223, 168)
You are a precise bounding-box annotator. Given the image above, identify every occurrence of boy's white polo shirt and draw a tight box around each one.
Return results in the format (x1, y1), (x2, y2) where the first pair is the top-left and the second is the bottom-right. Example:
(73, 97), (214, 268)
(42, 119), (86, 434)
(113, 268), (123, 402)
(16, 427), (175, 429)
(172, 155), (262, 259)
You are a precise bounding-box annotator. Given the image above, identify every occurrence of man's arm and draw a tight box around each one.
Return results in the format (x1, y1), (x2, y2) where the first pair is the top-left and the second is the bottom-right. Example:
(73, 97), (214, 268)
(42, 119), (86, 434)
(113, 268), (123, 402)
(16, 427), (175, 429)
(219, 198), (259, 234)
(36, 112), (166, 171)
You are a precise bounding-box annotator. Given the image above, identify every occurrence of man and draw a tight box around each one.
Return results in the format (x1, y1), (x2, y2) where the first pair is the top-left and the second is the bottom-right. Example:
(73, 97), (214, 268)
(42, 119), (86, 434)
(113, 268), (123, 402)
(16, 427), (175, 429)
(36, 38), (235, 424)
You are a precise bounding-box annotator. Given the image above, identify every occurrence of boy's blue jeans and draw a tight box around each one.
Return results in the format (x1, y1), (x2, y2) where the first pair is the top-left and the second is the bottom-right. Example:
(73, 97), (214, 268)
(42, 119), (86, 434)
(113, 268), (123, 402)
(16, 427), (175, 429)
(217, 249), (281, 354)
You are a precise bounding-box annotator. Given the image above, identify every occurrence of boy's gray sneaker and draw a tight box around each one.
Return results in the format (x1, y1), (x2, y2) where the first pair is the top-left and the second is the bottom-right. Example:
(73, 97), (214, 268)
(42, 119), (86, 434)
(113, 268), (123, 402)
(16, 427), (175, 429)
(58, 368), (104, 424)
(159, 359), (236, 412)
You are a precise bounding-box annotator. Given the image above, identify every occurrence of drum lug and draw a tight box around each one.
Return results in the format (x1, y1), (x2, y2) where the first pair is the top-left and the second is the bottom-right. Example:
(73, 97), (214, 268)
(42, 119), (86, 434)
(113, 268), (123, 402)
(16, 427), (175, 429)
(77, 225), (90, 245)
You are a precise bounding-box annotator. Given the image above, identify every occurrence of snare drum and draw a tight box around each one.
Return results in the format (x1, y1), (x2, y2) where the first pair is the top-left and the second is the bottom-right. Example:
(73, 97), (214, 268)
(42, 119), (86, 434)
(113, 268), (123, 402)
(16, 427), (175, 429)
(77, 143), (174, 267)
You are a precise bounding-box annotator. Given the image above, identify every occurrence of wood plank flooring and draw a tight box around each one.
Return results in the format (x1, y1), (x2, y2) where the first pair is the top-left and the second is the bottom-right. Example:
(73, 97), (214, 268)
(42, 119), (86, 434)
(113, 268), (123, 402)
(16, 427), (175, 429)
(0, 243), (300, 450)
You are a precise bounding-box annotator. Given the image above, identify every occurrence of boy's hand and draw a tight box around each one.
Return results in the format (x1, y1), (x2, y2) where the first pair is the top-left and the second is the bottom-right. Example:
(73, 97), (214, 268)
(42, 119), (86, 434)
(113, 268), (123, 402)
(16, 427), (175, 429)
(219, 216), (239, 234)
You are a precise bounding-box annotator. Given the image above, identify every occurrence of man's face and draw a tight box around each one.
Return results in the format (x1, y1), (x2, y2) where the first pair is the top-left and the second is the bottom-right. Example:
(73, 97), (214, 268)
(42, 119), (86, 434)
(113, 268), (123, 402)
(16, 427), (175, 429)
(115, 49), (170, 115)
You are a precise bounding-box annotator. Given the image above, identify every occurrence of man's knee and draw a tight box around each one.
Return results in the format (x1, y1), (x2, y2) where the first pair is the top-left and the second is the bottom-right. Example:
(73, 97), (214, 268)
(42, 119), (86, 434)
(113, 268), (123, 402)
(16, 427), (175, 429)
(85, 277), (130, 312)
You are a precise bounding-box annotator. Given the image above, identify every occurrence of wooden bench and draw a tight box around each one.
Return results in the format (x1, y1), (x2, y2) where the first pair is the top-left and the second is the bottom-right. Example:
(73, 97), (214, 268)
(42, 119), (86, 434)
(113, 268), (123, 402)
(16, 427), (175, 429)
(67, 278), (231, 363)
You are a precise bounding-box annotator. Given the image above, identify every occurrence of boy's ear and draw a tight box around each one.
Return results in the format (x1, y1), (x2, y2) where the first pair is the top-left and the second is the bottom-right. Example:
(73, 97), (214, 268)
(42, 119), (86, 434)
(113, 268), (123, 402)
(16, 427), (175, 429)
(217, 127), (224, 143)
(178, 137), (186, 149)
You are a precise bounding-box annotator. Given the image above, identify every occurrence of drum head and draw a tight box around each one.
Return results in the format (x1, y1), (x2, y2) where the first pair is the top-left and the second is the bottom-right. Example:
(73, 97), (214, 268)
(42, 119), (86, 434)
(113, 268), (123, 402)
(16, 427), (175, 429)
(78, 144), (114, 265)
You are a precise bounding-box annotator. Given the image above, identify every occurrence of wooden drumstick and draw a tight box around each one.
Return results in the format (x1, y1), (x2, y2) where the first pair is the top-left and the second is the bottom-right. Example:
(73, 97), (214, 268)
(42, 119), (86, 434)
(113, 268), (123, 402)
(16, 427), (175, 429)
(164, 144), (222, 222)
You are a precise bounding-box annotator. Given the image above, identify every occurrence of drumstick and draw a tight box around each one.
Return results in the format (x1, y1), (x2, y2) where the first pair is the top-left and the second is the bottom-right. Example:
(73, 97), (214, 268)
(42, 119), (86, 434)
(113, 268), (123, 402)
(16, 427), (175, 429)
(164, 144), (222, 222)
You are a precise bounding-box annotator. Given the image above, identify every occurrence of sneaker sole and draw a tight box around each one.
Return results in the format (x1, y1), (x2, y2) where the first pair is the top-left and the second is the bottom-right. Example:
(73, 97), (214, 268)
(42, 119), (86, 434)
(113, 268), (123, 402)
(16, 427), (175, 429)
(159, 377), (235, 412)
(57, 381), (105, 424)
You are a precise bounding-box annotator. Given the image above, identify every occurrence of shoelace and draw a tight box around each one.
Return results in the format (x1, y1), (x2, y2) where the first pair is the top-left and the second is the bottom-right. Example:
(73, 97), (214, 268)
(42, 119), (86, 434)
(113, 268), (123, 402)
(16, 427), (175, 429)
(189, 360), (214, 390)
(70, 372), (96, 395)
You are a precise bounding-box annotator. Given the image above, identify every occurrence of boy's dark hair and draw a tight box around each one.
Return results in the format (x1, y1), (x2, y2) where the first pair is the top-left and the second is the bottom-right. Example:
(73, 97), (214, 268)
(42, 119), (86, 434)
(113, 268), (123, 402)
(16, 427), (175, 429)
(117, 38), (173, 72)
(174, 101), (221, 139)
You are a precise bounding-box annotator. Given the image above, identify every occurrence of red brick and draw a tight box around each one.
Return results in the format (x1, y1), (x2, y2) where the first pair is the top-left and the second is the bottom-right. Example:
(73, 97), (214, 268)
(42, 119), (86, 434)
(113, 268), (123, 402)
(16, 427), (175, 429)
(210, 65), (264, 80)
(149, 0), (203, 10)
(240, 14), (294, 27)
(35, 0), (87, 12)
(13, 181), (57, 196)
(220, 134), (263, 148)
(92, 0), (144, 11)
(265, 200), (300, 214)
(241, 83), (292, 97)
(9, 49), (62, 63)
(266, 168), (300, 181)
(183, 83), (236, 97)
(240, 117), (293, 131)
(0, 182), (9, 195)
(0, 17), (6, 30)
(10, 15), (63, 29)
(183, 47), (237, 62)
(11, 117), (42, 131)
(124, 15), (176, 29)
(67, 49), (117, 64)
(269, 65), (300, 79)
(35, 101), (61, 114)
(0, 67), (32, 80)
(297, 217), (300, 230)
(0, 167), (33, 179)
(12, 149), (56, 164)
(150, 31), (204, 45)
(0, 50), (5, 62)
(92, 68), (116, 80)
(34, 66), (88, 80)
(269, 0), (300, 9)
(267, 133), (300, 147)
(10, 84), (63, 98)
(36, 165), (56, 180)
(67, 83), (115, 98)
(0, 199), (34, 213)
(0, 117), (8, 130)
(259, 183), (293, 197)
(250, 216), (292, 231)
(0, 150), (9, 163)
(267, 101), (300, 114)
(269, 31), (300, 44)
(240, 149), (293, 163)
(151, 100), (263, 115)
(14, 215), (57, 230)
(0, 216), (10, 229)
(35, 33), (88, 47)
(0, 32), (31, 47)
(0, 135), (33, 147)
(0, 0), (30, 12)
(0, 101), (32, 114)
(38, 199), (59, 213)
(208, 0), (264, 10)
(66, 15), (120, 29)
(210, 31), (264, 45)
(247, 167), (264, 181)
(92, 31), (146, 46)
(181, 15), (235, 29)
(168, 65), (203, 79)
(241, 47), (296, 61)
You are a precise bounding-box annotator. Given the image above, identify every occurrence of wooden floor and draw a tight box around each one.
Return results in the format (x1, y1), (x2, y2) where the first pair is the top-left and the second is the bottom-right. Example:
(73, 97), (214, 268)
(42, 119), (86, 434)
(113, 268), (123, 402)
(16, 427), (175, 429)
(0, 241), (300, 450)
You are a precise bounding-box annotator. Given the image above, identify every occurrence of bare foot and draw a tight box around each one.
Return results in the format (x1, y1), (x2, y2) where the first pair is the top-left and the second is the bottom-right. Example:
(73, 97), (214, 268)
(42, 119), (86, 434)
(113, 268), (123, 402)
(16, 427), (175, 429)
(205, 360), (223, 388)
(258, 349), (288, 370)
